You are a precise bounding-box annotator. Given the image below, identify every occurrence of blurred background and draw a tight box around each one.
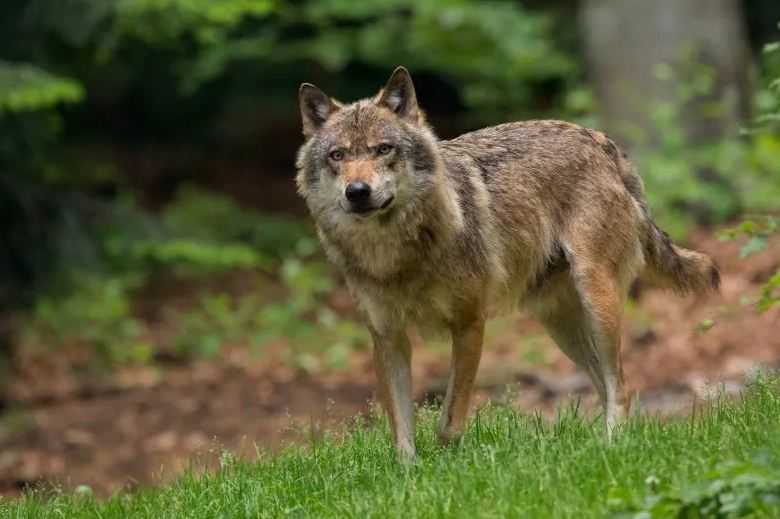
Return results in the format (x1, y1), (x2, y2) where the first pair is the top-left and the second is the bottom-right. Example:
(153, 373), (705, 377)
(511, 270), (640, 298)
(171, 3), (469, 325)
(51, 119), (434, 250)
(1, 0), (779, 496)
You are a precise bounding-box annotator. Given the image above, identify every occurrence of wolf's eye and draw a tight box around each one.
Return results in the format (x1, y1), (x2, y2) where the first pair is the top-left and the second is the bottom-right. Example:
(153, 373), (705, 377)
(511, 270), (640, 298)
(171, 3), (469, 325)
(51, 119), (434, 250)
(329, 149), (344, 161)
(377, 144), (394, 156)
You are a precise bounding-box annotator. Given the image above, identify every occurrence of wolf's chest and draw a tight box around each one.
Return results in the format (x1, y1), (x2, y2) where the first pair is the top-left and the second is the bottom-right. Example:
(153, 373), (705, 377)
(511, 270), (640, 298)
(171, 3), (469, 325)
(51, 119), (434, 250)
(368, 275), (460, 331)
(328, 227), (434, 283)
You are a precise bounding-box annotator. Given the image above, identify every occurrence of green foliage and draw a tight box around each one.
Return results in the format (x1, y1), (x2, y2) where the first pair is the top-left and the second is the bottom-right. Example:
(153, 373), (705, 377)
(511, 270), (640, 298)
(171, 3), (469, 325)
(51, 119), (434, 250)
(4, 377), (780, 518)
(278, 0), (576, 121)
(159, 186), (313, 262)
(717, 36), (780, 314)
(22, 274), (151, 365)
(127, 239), (267, 272)
(758, 272), (780, 313)
(0, 0), (581, 314)
(113, 0), (275, 46)
(720, 216), (780, 312)
(0, 61), (89, 306)
(260, 257), (368, 372)
(102, 187), (312, 275)
(749, 38), (780, 314)
(610, 455), (780, 518)
(0, 61), (84, 114)
(33, 0), (577, 120)
(637, 56), (780, 239)
(18, 186), (367, 369)
(719, 217), (778, 258)
(171, 292), (265, 358)
(752, 36), (780, 134)
(170, 250), (367, 371)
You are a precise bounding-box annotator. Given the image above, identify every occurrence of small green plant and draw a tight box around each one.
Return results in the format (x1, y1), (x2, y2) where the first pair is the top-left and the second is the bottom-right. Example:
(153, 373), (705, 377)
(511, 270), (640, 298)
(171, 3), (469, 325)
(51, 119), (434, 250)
(719, 217), (779, 259)
(609, 454), (780, 518)
(720, 216), (780, 312)
(170, 292), (260, 358)
(21, 273), (152, 365)
(256, 257), (368, 372)
(168, 261), (367, 371)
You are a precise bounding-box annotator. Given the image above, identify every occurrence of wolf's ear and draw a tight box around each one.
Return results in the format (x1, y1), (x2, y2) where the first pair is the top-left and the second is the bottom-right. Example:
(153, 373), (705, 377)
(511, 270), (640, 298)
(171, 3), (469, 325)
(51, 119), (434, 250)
(376, 66), (419, 123)
(299, 83), (338, 137)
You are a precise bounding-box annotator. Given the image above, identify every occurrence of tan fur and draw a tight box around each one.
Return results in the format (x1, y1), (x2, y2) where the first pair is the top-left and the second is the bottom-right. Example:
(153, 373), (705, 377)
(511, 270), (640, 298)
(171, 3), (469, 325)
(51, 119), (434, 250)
(295, 67), (719, 458)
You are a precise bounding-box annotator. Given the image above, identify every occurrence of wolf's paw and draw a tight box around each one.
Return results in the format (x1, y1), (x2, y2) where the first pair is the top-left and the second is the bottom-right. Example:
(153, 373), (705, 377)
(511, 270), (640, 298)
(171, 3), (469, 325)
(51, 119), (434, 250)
(397, 447), (417, 465)
(436, 427), (464, 446)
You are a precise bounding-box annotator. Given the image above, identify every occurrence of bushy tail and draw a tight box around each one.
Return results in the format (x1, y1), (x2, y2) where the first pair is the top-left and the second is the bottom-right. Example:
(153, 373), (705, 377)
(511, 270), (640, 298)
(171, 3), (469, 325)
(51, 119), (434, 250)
(607, 138), (720, 295)
(643, 221), (720, 295)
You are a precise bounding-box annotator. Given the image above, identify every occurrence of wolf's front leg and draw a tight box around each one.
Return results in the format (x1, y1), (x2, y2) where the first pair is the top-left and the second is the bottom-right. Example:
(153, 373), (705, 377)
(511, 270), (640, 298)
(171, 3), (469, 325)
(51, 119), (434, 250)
(370, 325), (415, 460)
(437, 315), (485, 444)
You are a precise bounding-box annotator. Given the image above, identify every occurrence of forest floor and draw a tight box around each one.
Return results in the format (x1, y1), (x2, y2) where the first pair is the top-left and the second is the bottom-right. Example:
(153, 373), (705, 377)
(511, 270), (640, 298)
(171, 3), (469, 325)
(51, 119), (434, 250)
(0, 228), (778, 497)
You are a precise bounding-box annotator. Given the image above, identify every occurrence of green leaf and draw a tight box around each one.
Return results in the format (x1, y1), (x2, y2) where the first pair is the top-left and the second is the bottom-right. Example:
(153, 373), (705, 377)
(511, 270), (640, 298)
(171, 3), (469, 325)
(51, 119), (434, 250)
(0, 61), (85, 114)
(696, 319), (715, 333)
(740, 236), (768, 258)
(764, 42), (780, 54)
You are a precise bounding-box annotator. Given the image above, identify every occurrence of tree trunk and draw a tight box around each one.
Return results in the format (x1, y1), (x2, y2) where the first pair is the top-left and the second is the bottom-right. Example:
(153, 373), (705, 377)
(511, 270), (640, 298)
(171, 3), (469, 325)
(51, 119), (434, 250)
(580, 0), (752, 148)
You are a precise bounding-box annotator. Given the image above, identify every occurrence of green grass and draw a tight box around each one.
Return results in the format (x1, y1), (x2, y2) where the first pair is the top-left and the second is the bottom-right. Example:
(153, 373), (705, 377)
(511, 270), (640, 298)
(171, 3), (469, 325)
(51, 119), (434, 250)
(4, 379), (780, 518)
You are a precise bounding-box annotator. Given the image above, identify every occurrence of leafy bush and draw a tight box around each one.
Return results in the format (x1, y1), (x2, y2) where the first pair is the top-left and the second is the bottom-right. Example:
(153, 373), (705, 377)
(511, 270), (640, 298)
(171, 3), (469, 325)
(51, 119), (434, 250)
(0, 61), (83, 114)
(21, 274), (151, 365)
(257, 257), (368, 372)
(170, 261), (368, 373)
(18, 186), (367, 369)
(112, 0), (275, 47)
(158, 186), (313, 262)
(171, 292), (265, 359)
(22, 0), (578, 121)
(100, 187), (313, 275)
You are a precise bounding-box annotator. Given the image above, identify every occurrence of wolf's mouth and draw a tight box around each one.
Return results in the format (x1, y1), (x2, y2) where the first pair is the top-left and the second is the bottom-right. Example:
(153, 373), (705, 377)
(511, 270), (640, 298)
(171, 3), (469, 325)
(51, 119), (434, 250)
(379, 196), (395, 210)
(346, 196), (395, 216)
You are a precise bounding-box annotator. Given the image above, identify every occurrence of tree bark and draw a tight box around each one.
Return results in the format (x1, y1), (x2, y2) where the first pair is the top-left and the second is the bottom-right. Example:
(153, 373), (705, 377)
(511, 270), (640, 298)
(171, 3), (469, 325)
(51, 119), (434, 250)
(580, 0), (752, 148)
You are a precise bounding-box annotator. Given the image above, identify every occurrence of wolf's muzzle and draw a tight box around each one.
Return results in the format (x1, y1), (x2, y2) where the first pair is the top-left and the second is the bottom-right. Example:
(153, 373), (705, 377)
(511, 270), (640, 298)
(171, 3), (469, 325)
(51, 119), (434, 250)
(342, 190), (395, 215)
(345, 181), (377, 214)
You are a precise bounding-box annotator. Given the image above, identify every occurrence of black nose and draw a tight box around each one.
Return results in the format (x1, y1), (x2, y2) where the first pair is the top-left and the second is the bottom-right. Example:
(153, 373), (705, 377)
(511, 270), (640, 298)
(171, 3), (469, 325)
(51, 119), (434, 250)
(345, 181), (372, 202)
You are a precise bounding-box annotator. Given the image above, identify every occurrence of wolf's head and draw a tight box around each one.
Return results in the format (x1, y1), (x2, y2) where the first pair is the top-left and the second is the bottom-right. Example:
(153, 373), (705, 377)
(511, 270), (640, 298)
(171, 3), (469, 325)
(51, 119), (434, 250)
(295, 67), (442, 227)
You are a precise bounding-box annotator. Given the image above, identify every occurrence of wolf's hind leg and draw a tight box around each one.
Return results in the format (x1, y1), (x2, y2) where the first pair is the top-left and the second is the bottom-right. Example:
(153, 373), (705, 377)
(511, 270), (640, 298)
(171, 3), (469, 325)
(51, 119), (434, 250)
(437, 315), (485, 445)
(535, 268), (628, 438)
(571, 264), (628, 437)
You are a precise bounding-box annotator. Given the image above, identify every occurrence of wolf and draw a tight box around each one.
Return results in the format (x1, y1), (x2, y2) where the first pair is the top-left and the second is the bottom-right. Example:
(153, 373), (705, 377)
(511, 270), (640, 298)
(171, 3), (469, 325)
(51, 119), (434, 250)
(295, 67), (719, 459)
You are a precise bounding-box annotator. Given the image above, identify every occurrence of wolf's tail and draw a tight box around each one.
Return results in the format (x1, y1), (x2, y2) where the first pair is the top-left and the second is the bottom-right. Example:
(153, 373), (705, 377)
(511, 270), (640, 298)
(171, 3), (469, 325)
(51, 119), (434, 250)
(642, 220), (720, 295)
(610, 141), (720, 295)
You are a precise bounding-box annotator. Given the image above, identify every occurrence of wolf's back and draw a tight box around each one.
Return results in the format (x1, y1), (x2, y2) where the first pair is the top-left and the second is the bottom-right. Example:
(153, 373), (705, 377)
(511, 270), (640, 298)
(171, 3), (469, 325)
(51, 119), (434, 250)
(442, 120), (720, 296)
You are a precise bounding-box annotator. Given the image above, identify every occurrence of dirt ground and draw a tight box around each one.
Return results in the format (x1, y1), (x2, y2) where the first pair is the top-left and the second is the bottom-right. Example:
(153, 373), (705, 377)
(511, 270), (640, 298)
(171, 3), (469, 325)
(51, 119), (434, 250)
(0, 230), (778, 497)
